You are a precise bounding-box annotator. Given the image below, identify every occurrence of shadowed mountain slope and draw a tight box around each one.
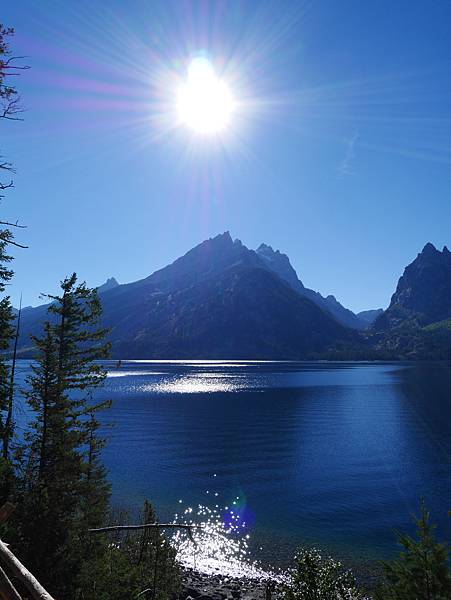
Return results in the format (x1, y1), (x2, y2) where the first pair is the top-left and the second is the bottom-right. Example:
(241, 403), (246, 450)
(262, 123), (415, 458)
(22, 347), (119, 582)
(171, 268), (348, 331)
(17, 233), (355, 359)
(256, 243), (365, 329)
(371, 243), (451, 359)
(375, 243), (451, 330)
(357, 309), (383, 327)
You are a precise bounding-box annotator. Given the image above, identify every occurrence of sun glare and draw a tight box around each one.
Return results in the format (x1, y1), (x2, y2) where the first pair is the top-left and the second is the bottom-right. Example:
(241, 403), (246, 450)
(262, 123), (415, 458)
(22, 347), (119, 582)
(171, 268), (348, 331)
(177, 57), (235, 135)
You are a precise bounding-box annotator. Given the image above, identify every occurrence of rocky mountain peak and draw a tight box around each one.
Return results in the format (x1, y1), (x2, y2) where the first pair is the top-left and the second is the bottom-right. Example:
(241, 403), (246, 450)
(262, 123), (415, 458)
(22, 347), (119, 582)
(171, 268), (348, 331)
(97, 277), (120, 293)
(419, 242), (439, 257)
(257, 242), (276, 254)
(146, 232), (259, 293)
(217, 231), (233, 243)
(376, 241), (451, 328)
(256, 243), (304, 291)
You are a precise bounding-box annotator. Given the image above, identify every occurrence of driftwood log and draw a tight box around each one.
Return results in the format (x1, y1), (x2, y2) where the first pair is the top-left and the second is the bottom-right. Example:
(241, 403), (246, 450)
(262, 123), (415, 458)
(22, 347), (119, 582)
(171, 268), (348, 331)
(89, 523), (203, 544)
(0, 539), (55, 600)
(0, 503), (200, 600)
(0, 564), (22, 600)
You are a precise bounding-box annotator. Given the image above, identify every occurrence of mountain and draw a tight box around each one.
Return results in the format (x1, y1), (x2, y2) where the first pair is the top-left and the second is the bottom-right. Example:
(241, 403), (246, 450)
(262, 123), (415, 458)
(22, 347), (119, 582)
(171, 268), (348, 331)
(372, 243), (451, 359)
(97, 277), (119, 294)
(256, 243), (366, 329)
(11, 280), (119, 318)
(375, 243), (451, 330)
(17, 233), (355, 359)
(357, 309), (383, 327)
(256, 243), (302, 292)
(11, 305), (34, 316)
(21, 236), (451, 360)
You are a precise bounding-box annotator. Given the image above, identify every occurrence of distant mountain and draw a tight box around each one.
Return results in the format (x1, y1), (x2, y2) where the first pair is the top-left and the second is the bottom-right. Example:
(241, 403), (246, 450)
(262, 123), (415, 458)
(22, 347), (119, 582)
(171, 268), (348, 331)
(375, 243), (451, 330)
(357, 309), (383, 327)
(97, 277), (119, 294)
(373, 243), (451, 359)
(17, 233), (356, 359)
(11, 279), (119, 317)
(20, 236), (451, 360)
(256, 243), (366, 330)
(256, 243), (302, 292)
(11, 305), (37, 316)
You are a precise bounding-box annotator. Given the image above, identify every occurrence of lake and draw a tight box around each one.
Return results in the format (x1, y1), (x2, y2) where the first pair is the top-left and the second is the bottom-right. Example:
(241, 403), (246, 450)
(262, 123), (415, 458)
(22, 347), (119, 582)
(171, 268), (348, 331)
(14, 360), (451, 570)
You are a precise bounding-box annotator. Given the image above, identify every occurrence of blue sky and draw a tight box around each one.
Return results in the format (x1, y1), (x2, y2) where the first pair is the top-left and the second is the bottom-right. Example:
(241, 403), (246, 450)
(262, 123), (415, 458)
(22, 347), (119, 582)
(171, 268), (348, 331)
(3, 0), (451, 312)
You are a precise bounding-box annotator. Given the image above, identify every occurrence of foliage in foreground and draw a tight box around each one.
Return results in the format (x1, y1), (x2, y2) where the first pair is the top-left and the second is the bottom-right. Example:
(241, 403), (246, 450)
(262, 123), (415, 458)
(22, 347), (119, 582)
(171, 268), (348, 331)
(0, 22), (24, 497)
(2, 274), (180, 599)
(9, 274), (111, 597)
(375, 502), (451, 600)
(283, 547), (365, 600)
(77, 501), (180, 600)
(0, 22), (179, 600)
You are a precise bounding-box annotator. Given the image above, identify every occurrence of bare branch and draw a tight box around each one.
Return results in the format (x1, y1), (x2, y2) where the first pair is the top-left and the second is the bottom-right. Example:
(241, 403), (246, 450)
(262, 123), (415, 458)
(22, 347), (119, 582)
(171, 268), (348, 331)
(0, 220), (27, 229)
(0, 161), (15, 173)
(2, 239), (28, 249)
(0, 564), (22, 600)
(0, 539), (56, 600)
(2, 55), (30, 69)
(89, 523), (203, 533)
(0, 98), (23, 120)
(89, 522), (203, 544)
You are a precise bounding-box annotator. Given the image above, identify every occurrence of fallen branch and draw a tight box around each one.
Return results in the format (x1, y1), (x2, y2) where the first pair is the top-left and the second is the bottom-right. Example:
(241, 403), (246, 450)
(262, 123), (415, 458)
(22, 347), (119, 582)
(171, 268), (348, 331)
(0, 539), (55, 600)
(89, 523), (203, 544)
(0, 564), (21, 600)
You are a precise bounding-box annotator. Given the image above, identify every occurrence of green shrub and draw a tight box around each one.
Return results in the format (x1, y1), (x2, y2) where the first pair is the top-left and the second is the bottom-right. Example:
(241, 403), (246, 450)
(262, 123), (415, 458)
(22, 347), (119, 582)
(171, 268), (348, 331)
(283, 547), (365, 600)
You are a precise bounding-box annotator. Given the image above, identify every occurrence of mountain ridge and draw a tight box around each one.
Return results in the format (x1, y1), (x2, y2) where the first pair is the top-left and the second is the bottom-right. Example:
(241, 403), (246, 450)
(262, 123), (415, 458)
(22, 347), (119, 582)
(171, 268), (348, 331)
(255, 242), (366, 329)
(374, 242), (451, 330)
(16, 233), (358, 359)
(16, 234), (451, 360)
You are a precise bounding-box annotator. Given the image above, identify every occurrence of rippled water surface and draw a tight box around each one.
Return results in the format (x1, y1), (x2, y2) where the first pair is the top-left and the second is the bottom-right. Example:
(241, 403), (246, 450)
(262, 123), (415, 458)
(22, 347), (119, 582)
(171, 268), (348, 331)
(15, 360), (451, 568)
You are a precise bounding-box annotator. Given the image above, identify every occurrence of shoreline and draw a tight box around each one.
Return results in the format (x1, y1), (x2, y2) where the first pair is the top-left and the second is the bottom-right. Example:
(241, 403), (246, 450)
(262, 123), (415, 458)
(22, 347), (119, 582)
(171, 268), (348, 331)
(178, 568), (283, 600)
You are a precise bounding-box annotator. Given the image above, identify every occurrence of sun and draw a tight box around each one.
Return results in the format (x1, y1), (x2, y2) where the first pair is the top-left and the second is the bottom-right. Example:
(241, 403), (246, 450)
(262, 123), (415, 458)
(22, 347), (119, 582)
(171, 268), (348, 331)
(176, 57), (235, 135)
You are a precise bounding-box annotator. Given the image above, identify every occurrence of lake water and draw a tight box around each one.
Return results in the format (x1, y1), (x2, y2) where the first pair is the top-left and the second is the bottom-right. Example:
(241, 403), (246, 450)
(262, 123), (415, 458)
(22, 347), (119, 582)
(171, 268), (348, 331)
(14, 360), (451, 570)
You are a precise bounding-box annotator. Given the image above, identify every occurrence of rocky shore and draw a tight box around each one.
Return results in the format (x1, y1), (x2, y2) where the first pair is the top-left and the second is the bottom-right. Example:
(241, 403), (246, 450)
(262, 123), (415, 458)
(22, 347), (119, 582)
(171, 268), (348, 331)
(178, 568), (283, 600)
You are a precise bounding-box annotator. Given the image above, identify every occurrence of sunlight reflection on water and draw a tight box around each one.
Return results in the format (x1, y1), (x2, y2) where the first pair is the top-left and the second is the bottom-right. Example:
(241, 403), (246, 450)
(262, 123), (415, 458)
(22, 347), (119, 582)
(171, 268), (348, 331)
(141, 374), (251, 394)
(171, 500), (284, 581)
(106, 371), (166, 378)
(94, 359), (451, 568)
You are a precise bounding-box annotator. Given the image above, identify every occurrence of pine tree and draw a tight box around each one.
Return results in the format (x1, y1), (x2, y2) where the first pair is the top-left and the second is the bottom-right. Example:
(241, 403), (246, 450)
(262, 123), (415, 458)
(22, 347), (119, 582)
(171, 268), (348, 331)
(375, 501), (451, 600)
(0, 24), (16, 477)
(0, 24), (27, 496)
(0, 294), (14, 492)
(14, 273), (111, 597)
(79, 404), (112, 531)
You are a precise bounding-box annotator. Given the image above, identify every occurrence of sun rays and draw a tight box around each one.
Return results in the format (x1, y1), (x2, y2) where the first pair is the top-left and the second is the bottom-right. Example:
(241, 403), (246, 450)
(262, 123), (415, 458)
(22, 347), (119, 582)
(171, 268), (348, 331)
(18, 0), (451, 189)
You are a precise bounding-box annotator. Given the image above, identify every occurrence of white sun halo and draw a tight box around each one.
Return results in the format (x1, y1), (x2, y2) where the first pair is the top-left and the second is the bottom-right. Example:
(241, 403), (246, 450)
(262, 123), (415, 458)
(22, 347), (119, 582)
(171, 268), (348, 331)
(177, 57), (235, 135)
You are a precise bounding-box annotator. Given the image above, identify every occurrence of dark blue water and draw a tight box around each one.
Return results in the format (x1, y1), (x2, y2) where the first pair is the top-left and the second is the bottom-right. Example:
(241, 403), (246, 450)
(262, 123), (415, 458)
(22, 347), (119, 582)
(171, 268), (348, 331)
(14, 360), (451, 568)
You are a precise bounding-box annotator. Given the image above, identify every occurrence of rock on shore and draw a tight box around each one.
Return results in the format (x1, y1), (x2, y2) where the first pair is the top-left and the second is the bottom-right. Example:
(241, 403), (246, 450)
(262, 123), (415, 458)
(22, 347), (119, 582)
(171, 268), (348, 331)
(178, 568), (283, 600)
